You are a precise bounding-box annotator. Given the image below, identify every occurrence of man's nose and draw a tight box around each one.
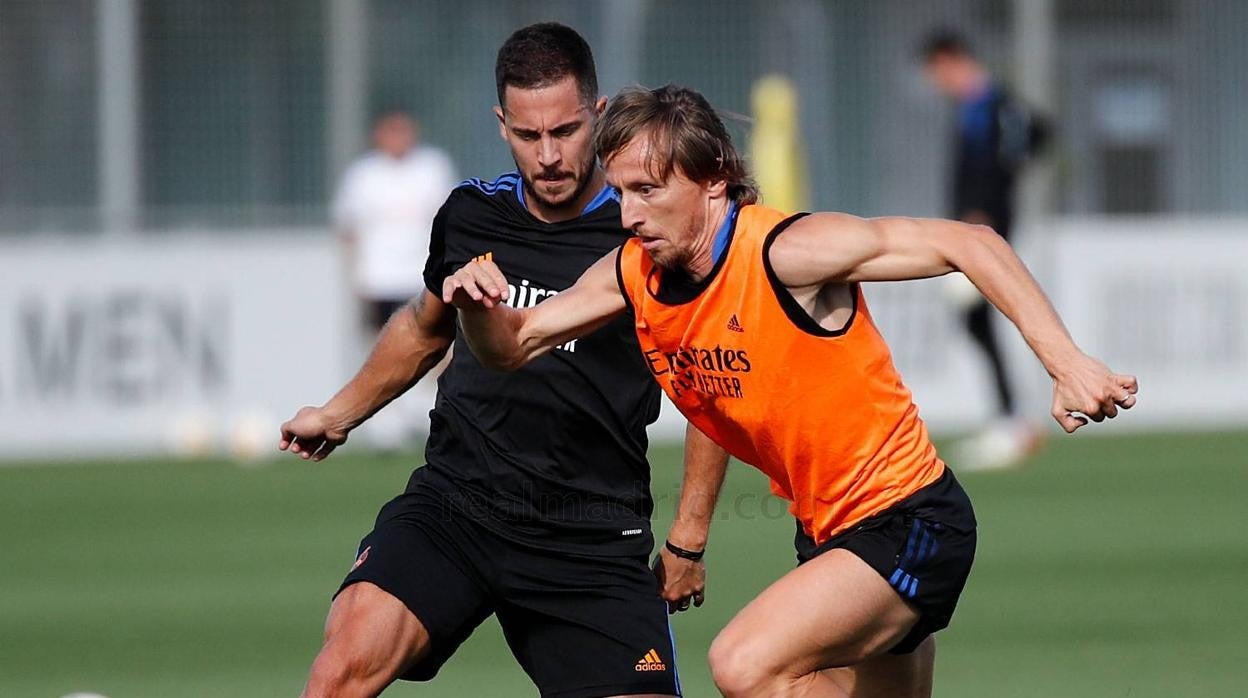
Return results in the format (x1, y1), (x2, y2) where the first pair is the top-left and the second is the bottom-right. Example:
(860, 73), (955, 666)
(537, 135), (561, 169)
(619, 193), (643, 230)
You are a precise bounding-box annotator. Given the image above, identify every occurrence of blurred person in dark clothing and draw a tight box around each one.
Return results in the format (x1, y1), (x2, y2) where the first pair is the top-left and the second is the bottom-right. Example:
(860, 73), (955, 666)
(921, 30), (1051, 470)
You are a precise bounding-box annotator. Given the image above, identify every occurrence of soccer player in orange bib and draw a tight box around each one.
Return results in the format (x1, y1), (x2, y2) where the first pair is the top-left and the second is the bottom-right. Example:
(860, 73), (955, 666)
(443, 85), (1138, 697)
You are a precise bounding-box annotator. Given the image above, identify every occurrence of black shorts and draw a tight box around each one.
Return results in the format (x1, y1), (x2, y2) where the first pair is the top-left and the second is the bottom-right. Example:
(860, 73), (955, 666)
(795, 467), (977, 654)
(337, 468), (681, 698)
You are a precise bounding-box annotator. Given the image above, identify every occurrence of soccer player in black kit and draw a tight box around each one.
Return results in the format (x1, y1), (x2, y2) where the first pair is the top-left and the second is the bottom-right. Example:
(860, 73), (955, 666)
(279, 24), (726, 698)
(921, 31), (1051, 470)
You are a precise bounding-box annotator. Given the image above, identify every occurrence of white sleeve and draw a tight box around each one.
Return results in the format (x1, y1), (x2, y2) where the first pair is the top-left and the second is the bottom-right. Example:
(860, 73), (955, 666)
(331, 162), (363, 232)
(434, 149), (458, 197)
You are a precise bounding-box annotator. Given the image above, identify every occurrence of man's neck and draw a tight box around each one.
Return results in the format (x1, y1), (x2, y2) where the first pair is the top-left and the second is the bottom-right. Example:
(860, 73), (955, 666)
(683, 198), (732, 283)
(525, 167), (606, 224)
(958, 70), (992, 103)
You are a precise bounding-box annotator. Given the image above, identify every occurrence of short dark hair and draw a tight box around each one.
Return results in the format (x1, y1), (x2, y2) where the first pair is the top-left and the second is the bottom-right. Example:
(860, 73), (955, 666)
(371, 108), (413, 126)
(594, 84), (759, 205)
(919, 29), (973, 62)
(495, 22), (598, 107)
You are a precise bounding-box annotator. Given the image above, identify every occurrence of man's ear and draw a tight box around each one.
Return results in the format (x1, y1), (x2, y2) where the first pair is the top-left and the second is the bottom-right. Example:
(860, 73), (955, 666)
(594, 95), (607, 116)
(493, 105), (507, 142)
(706, 178), (729, 199)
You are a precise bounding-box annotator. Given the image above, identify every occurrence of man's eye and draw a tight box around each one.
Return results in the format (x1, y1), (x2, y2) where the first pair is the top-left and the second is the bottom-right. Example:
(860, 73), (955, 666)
(639, 185), (654, 196)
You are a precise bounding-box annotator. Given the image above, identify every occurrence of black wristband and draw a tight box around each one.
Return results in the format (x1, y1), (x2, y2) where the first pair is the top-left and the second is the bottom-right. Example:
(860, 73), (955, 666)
(665, 540), (705, 561)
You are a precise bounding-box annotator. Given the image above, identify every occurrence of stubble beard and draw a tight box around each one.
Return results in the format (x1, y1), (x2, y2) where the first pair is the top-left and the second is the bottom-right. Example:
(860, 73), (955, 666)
(519, 154), (596, 212)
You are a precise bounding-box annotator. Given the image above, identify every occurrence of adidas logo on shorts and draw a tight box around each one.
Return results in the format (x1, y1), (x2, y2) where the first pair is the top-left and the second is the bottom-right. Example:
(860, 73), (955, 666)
(633, 649), (663, 674)
(634, 648), (667, 672)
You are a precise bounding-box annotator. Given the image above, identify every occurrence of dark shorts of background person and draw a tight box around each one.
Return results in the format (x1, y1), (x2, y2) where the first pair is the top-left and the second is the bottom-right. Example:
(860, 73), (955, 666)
(365, 298), (410, 333)
(337, 467), (681, 698)
(794, 467), (977, 655)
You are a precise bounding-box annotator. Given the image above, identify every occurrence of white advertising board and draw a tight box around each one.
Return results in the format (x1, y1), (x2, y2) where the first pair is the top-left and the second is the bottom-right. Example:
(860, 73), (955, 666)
(3, 218), (1245, 460)
(0, 231), (349, 459)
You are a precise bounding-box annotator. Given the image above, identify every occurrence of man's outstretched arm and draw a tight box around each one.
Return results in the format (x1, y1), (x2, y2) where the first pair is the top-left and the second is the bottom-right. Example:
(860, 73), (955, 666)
(770, 213), (1138, 432)
(442, 249), (627, 371)
(278, 290), (456, 460)
(655, 423), (730, 614)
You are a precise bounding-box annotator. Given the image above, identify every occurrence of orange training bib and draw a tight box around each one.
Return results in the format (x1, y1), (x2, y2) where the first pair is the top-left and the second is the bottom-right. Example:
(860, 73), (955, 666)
(616, 204), (944, 544)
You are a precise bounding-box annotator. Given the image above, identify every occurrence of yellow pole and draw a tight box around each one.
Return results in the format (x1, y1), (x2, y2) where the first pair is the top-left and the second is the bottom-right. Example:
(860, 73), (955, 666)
(750, 74), (809, 214)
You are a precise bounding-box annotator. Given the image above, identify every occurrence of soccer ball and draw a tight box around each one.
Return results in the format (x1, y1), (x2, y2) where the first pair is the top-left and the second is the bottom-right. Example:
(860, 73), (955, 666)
(941, 272), (982, 310)
(167, 411), (217, 456)
(229, 409), (278, 462)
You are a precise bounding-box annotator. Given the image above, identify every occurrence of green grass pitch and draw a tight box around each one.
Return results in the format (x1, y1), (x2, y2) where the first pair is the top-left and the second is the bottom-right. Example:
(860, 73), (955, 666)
(2, 430), (1246, 697)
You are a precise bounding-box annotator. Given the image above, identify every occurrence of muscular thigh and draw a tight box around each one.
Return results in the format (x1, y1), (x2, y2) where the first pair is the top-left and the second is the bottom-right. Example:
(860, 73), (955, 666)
(323, 581), (433, 670)
(335, 481), (496, 681)
(716, 471), (975, 693)
(717, 549), (919, 675)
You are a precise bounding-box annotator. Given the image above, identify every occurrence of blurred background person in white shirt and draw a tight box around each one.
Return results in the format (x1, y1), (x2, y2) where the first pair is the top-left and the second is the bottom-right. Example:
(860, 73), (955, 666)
(333, 110), (457, 449)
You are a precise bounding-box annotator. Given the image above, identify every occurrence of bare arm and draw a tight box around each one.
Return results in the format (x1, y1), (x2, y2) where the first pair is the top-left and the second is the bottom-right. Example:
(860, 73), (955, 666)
(655, 423), (730, 613)
(278, 290), (456, 460)
(441, 249), (627, 371)
(668, 423), (729, 550)
(773, 214), (1075, 362)
(770, 213), (1138, 432)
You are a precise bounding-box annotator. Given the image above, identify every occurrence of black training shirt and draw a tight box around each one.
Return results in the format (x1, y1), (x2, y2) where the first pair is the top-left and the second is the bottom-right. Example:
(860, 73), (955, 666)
(420, 172), (661, 555)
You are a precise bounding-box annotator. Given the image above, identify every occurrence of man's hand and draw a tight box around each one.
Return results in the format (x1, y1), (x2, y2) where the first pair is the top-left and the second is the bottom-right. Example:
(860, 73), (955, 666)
(652, 546), (706, 615)
(278, 406), (351, 461)
(442, 259), (510, 310)
(1051, 354), (1138, 433)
